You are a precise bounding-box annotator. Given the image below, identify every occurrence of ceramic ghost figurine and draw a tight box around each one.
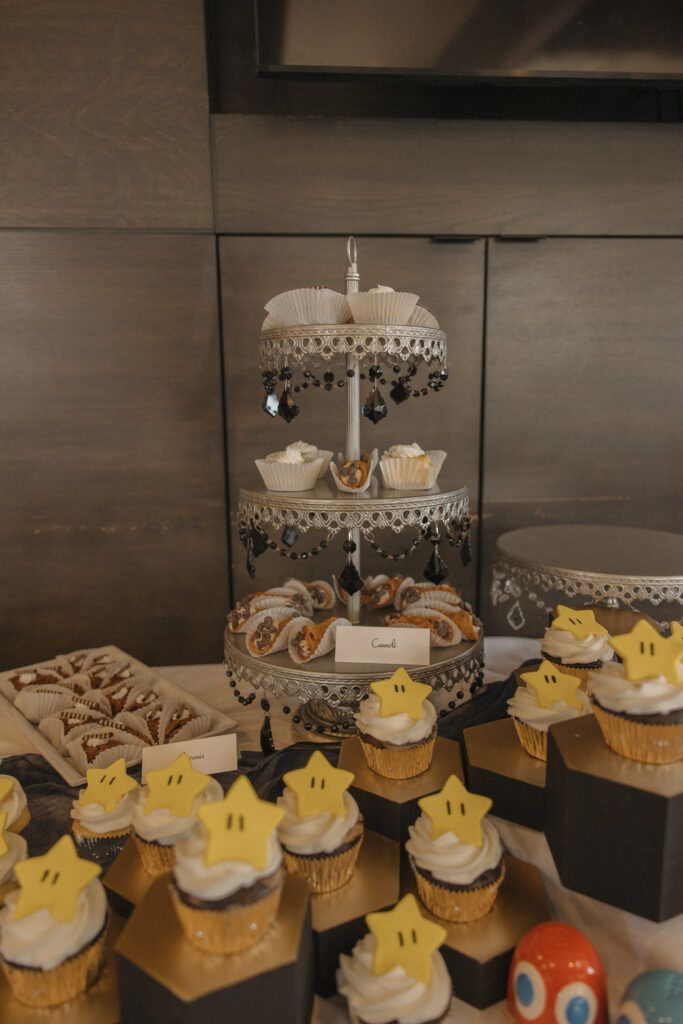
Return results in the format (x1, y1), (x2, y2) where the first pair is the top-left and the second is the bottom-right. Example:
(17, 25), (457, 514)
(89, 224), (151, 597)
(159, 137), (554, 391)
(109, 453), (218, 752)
(508, 922), (607, 1024)
(617, 970), (683, 1024)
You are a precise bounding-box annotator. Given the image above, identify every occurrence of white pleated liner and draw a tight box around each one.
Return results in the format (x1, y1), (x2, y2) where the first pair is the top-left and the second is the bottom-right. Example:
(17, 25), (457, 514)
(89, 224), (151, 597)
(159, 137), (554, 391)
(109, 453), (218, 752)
(255, 457), (322, 492)
(379, 450), (446, 490)
(407, 304), (440, 328)
(245, 609), (311, 657)
(14, 685), (75, 723)
(253, 586), (314, 617)
(288, 617), (352, 664)
(346, 290), (419, 325)
(385, 607), (461, 647)
(394, 578), (462, 611)
(329, 449), (378, 493)
(157, 702), (213, 746)
(67, 734), (146, 775)
(38, 710), (107, 754)
(0, 663), (69, 702)
(264, 288), (351, 326)
(314, 450), (333, 479)
(409, 598), (480, 640)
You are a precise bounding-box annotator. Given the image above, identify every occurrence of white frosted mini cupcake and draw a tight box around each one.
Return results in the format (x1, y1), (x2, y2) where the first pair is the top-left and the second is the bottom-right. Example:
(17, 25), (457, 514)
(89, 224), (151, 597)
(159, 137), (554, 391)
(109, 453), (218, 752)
(540, 606), (615, 687)
(346, 285), (419, 325)
(255, 446), (323, 491)
(379, 444), (446, 490)
(71, 758), (139, 865)
(508, 661), (591, 760)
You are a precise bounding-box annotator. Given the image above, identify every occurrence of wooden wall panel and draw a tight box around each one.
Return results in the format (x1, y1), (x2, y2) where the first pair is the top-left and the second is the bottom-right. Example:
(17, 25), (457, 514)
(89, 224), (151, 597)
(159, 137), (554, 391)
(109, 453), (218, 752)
(480, 238), (683, 636)
(213, 114), (683, 237)
(0, 232), (228, 667)
(0, 0), (212, 229)
(219, 236), (484, 608)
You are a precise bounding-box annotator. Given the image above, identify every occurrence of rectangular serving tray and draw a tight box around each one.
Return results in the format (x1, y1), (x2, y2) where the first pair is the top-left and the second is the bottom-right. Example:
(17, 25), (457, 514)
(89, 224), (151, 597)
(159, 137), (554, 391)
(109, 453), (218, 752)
(0, 645), (237, 786)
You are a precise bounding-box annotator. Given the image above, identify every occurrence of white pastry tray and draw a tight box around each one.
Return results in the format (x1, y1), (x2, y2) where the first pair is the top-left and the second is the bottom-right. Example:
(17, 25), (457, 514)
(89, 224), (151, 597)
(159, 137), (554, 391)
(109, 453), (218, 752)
(0, 645), (237, 786)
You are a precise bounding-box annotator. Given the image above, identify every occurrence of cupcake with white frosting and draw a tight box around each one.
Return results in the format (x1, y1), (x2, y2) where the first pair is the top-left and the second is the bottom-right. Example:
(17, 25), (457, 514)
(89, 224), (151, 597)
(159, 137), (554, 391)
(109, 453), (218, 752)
(355, 669), (437, 779)
(379, 443), (446, 491)
(540, 605), (615, 687)
(70, 758), (139, 865)
(0, 775), (30, 834)
(406, 775), (505, 923)
(255, 443), (323, 491)
(170, 776), (285, 954)
(277, 750), (363, 893)
(507, 660), (591, 760)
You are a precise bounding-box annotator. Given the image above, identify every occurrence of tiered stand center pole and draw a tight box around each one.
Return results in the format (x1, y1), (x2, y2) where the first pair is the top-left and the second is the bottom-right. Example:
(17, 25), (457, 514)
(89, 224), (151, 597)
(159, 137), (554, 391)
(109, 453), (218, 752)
(345, 237), (361, 625)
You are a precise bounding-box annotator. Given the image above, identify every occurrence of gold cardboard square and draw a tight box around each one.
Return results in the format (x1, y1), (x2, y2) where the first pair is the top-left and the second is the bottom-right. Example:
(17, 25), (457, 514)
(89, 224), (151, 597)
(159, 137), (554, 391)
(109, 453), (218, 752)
(311, 830), (399, 933)
(464, 718), (546, 788)
(104, 835), (155, 911)
(0, 913), (124, 1024)
(115, 872), (310, 1002)
(551, 716), (683, 796)
(338, 736), (463, 803)
(403, 856), (549, 964)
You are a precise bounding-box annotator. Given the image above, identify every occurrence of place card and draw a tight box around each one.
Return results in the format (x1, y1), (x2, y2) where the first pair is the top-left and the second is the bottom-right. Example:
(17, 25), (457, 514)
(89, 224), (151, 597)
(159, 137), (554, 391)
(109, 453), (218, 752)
(142, 734), (238, 778)
(334, 626), (430, 666)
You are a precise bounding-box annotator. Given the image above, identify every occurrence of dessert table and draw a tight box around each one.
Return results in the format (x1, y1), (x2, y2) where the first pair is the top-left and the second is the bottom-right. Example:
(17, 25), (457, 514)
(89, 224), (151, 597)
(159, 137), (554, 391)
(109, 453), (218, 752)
(0, 637), (680, 1022)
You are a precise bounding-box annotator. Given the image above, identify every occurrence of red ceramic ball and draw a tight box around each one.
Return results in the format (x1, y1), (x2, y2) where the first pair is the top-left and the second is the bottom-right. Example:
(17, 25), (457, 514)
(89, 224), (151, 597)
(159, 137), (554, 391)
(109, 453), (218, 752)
(508, 922), (607, 1024)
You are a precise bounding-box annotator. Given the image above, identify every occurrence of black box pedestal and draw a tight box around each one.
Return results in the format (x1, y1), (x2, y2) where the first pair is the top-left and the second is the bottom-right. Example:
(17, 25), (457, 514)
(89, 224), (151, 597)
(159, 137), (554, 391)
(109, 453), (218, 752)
(463, 717), (545, 832)
(546, 716), (683, 922)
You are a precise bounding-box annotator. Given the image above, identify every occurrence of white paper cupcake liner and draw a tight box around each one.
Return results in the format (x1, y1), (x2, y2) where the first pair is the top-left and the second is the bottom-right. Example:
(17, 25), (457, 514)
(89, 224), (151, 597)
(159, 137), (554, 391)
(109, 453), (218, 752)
(73, 690), (114, 715)
(407, 304), (440, 328)
(67, 737), (145, 775)
(379, 450), (446, 490)
(330, 449), (378, 493)
(38, 710), (107, 753)
(265, 288), (351, 326)
(157, 700), (212, 745)
(261, 313), (282, 330)
(14, 685), (75, 723)
(314, 450), (333, 478)
(245, 609), (311, 657)
(288, 616), (352, 664)
(255, 457), (322, 492)
(346, 290), (419, 325)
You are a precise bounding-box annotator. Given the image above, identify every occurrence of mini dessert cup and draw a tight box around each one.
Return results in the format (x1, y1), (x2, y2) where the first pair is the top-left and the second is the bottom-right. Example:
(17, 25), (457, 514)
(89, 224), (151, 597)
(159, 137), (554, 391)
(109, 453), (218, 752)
(330, 449), (378, 493)
(0, 919), (108, 1008)
(410, 858), (505, 924)
(407, 304), (440, 328)
(346, 288), (419, 325)
(264, 287), (350, 326)
(171, 865), (285, 954)
(281, 820), (364, 894)
(255, 455), (323, 492)
(590, 701), (683, 764)
(379, 450), (446, 490)
(357, 728), (437, 780)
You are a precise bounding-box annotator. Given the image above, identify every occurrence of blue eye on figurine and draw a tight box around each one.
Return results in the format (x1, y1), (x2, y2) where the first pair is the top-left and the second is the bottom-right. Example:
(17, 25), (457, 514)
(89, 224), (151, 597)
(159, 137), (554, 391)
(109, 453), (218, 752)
(618, 971), (683, 1024)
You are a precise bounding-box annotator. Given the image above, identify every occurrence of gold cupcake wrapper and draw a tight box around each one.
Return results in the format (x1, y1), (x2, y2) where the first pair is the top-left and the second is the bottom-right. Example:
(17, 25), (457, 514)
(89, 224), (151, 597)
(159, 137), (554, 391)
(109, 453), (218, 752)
(7, 807), (31, 835)
(592, 702), (683, 764)
(282, 827), (364, 893)
(0, 918), (108, 1007)
(512, 718), (548, 761)
(411, 858), (505, 923)
(132, 832), (176, 875)
(358, 732), (436, 780)
(170, 869), (284, 954)
(0, 878), (18, 904)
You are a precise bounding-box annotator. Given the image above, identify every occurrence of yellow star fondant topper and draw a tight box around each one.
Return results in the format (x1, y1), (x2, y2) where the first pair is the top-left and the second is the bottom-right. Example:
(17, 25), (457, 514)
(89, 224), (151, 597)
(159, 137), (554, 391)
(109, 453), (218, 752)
(79, 757), (138, 814)
(418, 775), (492, 846)
(366, 894), (446, 986)
(0, 812), (8, 859)
(609, 620), (683, 686)
(197, 776), (283, 870)
(13, 834), (101, 922)
(552, 606), (607, 641)
(670, 622), (683, 641)
(520, 660), (584, 711)
(143, 752), (211, 819)
(370, 668), (432, 721)
(283, 750), (354, 820)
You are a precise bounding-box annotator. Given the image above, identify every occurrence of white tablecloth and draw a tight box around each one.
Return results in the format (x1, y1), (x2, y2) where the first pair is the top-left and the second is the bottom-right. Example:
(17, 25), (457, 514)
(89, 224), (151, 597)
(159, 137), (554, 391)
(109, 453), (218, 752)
(1, 637), (680, 1019)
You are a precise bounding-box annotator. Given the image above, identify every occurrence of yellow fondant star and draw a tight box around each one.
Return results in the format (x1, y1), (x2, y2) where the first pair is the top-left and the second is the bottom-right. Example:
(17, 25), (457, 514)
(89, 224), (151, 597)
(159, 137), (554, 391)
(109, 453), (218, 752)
(143, 753), (211, 819)
(0, 776), (16, 809)
(0, 813), (8, 858)
(520, 660), (584, 711)
(79, 758), (138, 814)
(13, 835), (101, 923)
(370, 668), (433, 722)
(366, 894), (446, 986)
(552, 606), (607, 641)
(671, 622), (683, 641)
(609, 620), (683, 686)
(283, 750), (354, 819)
(418, 775), (492, 846)
(197, 776), (283, 869)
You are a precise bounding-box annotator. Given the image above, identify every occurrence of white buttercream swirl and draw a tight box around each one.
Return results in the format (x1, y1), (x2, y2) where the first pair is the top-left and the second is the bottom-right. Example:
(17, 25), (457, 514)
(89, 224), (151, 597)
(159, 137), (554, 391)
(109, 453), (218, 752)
(71, 787), (139, 836)
(384, 443), (427, 460)
(173, 820), (283, 900)
(587, 660), (683, 716)
(265, 448), (304, 464)
(356, 693), (436, 746)
(0, 878), (107, 971)
(0, 832), (27, 885)
(406, 815), (502, 887)
(507, 685), (591, 732)
(0, 776), (28, 829)
(337, 933), (452, 1024)
(541, 627), (615, 665)
(286, 441), (319, 460)
(131, 777), (223, 846)
(276, 788), (359, 855)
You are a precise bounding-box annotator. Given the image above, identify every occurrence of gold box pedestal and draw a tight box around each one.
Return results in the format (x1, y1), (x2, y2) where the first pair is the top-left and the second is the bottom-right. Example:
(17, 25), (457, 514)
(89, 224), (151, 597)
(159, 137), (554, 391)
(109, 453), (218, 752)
(0, 914), (125, 1024)
(463, 717), (546, 832)
(104, 837), (155, 918)
(402, 856), (550, 1009)
(115, 873), (314, 1024)
(546, 716), (683, 922)
(338, 737), (463, 845)
(311, 830), (400, 997)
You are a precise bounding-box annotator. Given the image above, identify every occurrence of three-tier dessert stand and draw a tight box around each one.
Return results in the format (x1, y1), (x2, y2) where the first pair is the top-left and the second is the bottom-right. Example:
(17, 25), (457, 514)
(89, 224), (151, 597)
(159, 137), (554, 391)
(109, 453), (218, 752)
(224, 238), (484, 736)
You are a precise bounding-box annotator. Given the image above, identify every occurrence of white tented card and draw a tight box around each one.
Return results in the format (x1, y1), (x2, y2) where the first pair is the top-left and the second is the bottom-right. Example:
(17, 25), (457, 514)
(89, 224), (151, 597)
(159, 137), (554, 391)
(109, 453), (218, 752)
(334, 626), (430, 666)
(141, 733), (238, 777)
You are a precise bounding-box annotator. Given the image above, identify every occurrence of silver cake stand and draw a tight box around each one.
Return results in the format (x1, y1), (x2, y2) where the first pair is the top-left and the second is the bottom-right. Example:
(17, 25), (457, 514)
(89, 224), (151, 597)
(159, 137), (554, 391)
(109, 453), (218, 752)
(491, 524), (683, 631)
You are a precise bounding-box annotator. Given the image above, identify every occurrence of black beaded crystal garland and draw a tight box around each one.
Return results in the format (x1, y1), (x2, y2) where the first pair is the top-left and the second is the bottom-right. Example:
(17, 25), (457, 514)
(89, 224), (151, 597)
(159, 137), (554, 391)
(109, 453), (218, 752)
(362, 385), (388, 424)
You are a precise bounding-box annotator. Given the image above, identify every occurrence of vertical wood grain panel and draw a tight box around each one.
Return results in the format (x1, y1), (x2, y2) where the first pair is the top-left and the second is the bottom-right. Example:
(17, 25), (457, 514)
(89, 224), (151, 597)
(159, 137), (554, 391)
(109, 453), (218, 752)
(0, 0), (212, 229)
(0, 232), (228, 667)
(480, 238), (683, 636)
(219, 236), (485, 608)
